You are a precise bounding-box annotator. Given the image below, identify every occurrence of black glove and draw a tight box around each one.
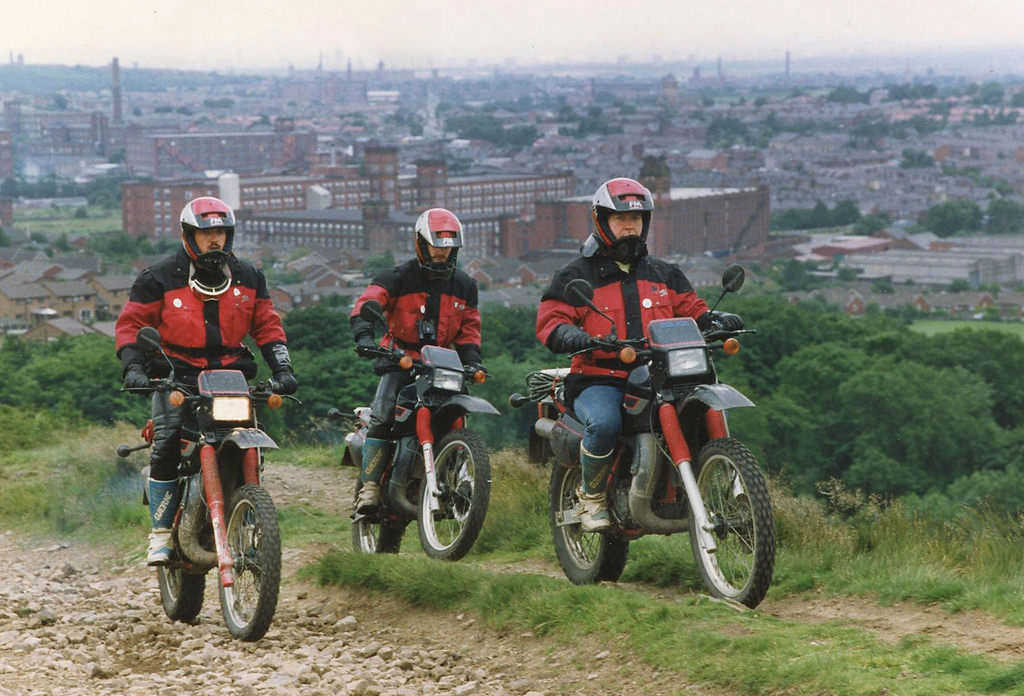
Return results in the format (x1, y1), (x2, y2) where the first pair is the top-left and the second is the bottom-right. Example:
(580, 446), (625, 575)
(710, 312), (744, 332)
(122, 363), (150, 391)
(549, 324), (599, 354)
(355, 334), (377, 357)
(272, 369), (298, 395)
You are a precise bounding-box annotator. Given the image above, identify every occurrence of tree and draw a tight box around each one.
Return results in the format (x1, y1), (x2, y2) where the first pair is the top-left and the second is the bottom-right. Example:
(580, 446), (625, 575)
(831, 200), (861, 226)
(363, 250), (395, 277)
(985, 197), (1024, 234)
(921, 200), (982, 237)
(854, 212), (891, 235)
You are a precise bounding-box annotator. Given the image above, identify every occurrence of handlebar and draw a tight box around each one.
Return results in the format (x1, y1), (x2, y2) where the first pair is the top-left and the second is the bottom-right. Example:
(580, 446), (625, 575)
(355, 344), (488, 382)
(121, 378), (300, 404)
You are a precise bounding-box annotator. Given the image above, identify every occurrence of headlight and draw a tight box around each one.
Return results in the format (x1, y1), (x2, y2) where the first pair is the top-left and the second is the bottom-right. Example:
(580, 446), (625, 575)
(666, 348), (708, 377)
(211, 396), (251, 421)
(432, 368), (464, 392)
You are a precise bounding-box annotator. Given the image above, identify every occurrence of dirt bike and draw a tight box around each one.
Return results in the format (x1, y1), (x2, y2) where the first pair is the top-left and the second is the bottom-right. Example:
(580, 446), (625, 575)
(509, 265), (775, 608)
(331, 301), (499, 561)
(117, 326), (299, 640)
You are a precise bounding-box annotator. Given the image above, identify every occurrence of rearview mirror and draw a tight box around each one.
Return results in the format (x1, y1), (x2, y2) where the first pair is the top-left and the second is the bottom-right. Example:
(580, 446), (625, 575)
(564, 278), (594, 308)
(721, 265), (746, 293)
(136, 326), (162, 351)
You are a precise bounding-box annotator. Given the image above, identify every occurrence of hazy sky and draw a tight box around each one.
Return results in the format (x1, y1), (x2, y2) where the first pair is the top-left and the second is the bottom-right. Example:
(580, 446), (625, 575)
(1, 0), (1022, 72)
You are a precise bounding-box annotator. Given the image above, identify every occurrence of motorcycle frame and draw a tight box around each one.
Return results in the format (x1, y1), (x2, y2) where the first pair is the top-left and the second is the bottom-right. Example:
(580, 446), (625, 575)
(163, 369), (279, 588)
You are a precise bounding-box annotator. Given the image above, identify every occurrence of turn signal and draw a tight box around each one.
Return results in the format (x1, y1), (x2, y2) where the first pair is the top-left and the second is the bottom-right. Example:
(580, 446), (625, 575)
(473, 370), (487, 384)
(723, 338), (741, 355)
(168, 390), (185, 407)
(267, 393), (283, 409)
(399, 355), (413, 370)
(620, 346), (637, 364)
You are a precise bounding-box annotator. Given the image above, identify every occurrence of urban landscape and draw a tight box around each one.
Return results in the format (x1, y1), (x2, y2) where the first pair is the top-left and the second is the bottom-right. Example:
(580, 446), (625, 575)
(0, 47), (1023, 338)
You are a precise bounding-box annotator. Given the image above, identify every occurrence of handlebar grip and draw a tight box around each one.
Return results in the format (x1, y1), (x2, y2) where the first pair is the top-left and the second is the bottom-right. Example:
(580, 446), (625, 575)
(508, 393), (531, 409)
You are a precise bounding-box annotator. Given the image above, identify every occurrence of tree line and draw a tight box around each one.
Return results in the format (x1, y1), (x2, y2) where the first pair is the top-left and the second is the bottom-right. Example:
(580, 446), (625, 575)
(5, 292), (1024, 516)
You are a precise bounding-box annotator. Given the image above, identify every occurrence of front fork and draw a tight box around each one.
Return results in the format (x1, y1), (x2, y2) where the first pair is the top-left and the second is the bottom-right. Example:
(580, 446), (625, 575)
(200, 443), (253, 589)
(657, 404), (729, 554)
(416, 406), (440, 514)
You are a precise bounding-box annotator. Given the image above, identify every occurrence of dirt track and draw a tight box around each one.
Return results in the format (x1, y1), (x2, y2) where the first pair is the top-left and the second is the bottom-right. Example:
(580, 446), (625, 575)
(1, 462), (1021, 696)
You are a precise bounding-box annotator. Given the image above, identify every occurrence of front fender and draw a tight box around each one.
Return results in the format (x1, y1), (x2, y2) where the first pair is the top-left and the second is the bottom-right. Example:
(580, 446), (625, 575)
(222, 427), (279, 450)
(681, 384), (755, 412)
(440, 393), (501, 417)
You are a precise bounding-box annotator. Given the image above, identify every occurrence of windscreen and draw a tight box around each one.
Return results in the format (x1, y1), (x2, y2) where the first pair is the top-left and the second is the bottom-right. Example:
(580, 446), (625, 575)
(420, 345), (464, 370)
(647, 318), (704, 349)
(197, 369), (250, 396)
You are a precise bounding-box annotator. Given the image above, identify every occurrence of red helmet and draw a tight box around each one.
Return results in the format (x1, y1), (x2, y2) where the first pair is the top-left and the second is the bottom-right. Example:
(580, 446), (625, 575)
(591, 177), (654, 247)
(180, 196), (235, 264)
(414, 208), (463, 279)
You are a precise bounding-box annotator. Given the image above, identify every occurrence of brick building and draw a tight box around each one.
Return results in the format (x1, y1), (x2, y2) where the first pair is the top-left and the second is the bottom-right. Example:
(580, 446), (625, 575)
(123, 129), (318, 178)
(533, 186), (770, 258)
(238, 203), (512, 262)
(123, 146), (575, 242)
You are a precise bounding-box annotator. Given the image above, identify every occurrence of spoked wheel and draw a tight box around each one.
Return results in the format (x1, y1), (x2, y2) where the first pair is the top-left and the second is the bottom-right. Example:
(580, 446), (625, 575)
(418, 429), (491, 561)
(219, 484), (281, 641)
(157, 557), (205, 623)
(690, 438), (775, 608)
(549, 461), (628, 584)
(351, 481), (407, 554)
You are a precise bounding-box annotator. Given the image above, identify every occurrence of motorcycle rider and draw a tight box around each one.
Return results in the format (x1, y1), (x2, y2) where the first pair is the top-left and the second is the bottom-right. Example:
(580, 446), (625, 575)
(115, 196), (298, 565)
(350, 207), (482, 514)
(535, 177), (742, 532)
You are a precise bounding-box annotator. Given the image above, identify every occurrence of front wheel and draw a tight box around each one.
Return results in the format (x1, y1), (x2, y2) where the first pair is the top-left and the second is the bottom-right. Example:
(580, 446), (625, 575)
(219, 484), (281, 641)
(549, 461), (629, 584)
(157, 560), (206, 623)
(689, 438), (775, 608)
(418, 429), (491, 561)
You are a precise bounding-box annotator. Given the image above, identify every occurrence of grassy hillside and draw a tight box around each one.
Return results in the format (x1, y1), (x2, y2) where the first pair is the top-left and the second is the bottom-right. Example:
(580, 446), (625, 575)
(7, 426), (1024, 694)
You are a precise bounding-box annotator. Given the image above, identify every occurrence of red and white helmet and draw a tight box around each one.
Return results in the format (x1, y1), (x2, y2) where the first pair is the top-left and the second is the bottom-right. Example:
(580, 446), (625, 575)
(591, 177), (654, 247)
(414, 208), (463, 278)
(180, 196), (235, 263)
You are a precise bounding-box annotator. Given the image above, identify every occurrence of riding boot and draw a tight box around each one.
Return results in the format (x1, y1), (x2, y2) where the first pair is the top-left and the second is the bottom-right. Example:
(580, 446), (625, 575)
(577, 445), (613, 533)
(356, 437), (392, 514)
(147, 478), (180, 565)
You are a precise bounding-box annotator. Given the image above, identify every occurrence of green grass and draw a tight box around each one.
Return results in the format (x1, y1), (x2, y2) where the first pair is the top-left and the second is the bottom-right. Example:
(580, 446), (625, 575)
(305, 552), (1024, 695)
(12, 207), (122, 238)
(911, 319), (1024, 338)
(12, 427), (1024, 694)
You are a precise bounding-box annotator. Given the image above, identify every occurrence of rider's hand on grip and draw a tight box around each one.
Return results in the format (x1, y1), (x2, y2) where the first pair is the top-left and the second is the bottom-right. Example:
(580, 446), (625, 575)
(122, 363), (150, 390)
(558, 324), (600, 353)
(710, 311), (744, 332)
(272, 369), (298, 395)
(355, 334), (378, 357)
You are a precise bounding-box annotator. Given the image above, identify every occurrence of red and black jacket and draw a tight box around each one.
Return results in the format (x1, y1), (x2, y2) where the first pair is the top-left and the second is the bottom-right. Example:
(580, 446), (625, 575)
(350, 259), (482, 368)
(115, 248), (288, 380)
(537, 254), (709, 394)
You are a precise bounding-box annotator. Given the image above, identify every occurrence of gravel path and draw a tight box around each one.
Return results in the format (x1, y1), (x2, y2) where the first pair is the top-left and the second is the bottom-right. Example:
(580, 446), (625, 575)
(0, 463), (698, 696)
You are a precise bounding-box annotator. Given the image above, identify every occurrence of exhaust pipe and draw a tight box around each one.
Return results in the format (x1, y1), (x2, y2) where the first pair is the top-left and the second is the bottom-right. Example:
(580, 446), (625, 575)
(627, 433), (689, 534)
(176, 475), (217, 569)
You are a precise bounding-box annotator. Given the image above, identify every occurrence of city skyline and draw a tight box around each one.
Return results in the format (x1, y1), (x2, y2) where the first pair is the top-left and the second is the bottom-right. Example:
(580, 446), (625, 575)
(1, 0), (1023, 75)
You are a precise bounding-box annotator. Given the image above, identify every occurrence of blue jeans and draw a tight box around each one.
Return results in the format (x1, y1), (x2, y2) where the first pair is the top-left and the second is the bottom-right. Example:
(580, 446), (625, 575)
(573, 384), (624, 456)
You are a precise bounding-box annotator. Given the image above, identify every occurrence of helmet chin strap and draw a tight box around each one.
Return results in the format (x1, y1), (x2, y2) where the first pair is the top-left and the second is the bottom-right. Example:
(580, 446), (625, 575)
(189, 261), (232, 300)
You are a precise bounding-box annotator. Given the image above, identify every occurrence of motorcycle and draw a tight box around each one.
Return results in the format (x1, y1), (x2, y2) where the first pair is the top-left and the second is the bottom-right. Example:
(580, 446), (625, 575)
(509, 265), (775, 608)
(117, 326), (299, 640)
(331, 301), (500, 561)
